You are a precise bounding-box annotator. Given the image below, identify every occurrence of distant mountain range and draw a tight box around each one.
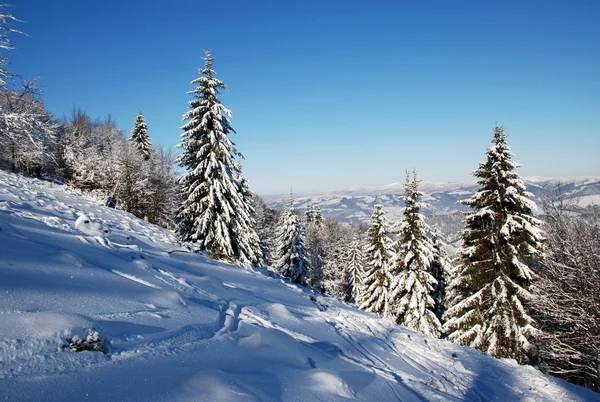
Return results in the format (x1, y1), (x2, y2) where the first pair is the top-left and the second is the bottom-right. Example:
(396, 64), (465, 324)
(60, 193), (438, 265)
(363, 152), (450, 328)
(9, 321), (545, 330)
(264, 177), (600, 225)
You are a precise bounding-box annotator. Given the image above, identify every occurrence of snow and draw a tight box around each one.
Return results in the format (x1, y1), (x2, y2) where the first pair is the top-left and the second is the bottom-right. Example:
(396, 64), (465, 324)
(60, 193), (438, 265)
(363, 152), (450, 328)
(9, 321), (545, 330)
(1, 170), (599, 401)
(264, 176), (600, 225)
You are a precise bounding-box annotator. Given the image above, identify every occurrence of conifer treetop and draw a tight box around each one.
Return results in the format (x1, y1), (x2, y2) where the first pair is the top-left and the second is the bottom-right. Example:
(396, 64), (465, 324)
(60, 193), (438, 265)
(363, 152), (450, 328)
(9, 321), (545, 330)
(129, 111), (152, 161)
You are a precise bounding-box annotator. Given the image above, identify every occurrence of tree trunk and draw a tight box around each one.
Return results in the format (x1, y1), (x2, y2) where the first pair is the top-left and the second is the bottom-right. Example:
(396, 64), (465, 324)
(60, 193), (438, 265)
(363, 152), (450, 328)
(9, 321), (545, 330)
(594, 352), (600, 392)
(11, 140), (15, 173)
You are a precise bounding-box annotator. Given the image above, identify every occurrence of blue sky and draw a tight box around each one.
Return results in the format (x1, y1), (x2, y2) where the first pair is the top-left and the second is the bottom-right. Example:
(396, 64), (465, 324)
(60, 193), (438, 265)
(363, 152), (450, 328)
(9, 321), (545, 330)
(8, 0), (600, 195)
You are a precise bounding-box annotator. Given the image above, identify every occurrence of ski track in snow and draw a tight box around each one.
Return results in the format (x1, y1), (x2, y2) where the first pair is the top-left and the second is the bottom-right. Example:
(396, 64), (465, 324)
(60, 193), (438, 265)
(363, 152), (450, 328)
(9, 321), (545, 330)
(1, 171), (599, 402)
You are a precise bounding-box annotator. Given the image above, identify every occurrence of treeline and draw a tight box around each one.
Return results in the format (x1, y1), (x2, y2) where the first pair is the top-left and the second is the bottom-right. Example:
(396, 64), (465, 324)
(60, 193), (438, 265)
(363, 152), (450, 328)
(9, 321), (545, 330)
(1, 8), (597, 392)
(0, 8), (179, 227)
(0, 100), (180, 227)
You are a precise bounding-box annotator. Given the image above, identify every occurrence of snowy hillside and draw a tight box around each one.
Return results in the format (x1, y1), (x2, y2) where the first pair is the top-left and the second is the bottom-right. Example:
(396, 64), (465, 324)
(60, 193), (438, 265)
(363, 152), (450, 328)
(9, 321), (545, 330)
(1, 170), (599, 402)
(264, 177), (600, 224)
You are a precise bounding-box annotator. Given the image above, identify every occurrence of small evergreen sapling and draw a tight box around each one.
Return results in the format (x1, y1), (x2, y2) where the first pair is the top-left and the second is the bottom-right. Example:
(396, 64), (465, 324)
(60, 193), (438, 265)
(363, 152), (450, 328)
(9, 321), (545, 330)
(274, 197), (310, 285)
(389, 171), (442, 337)
(359, 204), (393, 316)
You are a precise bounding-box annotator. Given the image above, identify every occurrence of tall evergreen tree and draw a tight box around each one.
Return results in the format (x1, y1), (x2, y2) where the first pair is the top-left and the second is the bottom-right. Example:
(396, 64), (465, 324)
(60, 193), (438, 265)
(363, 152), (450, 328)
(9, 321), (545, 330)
(274, 197), (310, 285)
(389, 171), (442, 337)
(129, 111), (152, 161)
(444, 126), (544, 363)
(345, 233), (365, 303)
(176, 50), (260, 267)
(428, 225), (454, 324)
(359, 204), (393, 316)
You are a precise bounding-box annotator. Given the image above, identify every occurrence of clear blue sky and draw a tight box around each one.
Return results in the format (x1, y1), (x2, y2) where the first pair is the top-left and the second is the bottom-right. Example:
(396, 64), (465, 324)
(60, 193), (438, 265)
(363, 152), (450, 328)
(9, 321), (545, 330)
(8, 0), (600, 195)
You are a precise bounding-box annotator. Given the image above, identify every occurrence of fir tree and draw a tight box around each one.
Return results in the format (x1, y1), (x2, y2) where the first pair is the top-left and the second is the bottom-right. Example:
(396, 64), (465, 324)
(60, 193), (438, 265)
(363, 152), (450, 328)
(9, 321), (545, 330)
(235, 167), (264, 266)
(305, 205), (315, 223)
(359, 204), (393, 316)
(274, 196), (310, 285)
(345, 233), (365, 303)
(314, 207), (324, 225)
(389, 171), (442, 337)
(429, 225), (454, 324)
(176, 50), (261, 267)
(129, 111), (152, 161)
(444, 126), (544, 363)
(305, 220), (326, 291)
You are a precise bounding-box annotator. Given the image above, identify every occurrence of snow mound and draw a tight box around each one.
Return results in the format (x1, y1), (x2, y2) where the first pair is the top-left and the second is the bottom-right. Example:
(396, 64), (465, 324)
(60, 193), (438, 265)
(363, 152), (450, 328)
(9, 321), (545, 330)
(239, 327), (308, 368)
(74, 213), (110, 236)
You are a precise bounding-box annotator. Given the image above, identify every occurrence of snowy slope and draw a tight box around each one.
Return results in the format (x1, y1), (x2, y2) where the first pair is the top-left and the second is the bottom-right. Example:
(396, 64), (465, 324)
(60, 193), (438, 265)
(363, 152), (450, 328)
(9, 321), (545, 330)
(1, 170), (598, 402)
(264, 177), (600, 224)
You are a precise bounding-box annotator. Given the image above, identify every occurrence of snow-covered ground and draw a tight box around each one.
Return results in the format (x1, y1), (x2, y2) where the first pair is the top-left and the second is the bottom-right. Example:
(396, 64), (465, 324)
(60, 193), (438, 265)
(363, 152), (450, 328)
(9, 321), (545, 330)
(1, 170), (598, 402)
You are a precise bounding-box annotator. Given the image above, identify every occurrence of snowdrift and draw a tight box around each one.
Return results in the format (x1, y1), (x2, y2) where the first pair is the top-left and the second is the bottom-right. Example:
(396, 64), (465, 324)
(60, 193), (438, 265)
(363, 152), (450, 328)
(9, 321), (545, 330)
(0, 170), (598, 401)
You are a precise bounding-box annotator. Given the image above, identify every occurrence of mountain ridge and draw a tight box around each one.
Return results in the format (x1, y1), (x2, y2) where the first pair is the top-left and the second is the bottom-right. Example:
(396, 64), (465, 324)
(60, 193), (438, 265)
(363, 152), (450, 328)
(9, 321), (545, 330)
(264, 176), (600, 225)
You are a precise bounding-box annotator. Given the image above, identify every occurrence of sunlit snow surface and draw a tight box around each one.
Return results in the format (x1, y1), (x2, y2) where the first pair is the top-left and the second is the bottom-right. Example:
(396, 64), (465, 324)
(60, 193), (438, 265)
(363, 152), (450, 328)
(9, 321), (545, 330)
(0, 170), (598, 401)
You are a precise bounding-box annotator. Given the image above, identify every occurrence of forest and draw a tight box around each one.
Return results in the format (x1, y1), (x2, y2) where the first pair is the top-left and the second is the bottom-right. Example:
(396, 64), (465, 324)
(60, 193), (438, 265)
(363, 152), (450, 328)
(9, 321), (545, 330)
(0, 6), (598, 393)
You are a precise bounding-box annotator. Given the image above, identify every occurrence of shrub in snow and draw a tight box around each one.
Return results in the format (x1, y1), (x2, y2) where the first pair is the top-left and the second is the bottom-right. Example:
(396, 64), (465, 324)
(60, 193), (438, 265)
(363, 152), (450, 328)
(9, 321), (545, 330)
(64, 329), (107, 353)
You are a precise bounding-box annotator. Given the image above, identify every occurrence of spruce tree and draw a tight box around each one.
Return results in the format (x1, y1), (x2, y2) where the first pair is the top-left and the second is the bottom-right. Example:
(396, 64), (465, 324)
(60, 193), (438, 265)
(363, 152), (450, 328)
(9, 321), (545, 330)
(129, 111), (152, 161)
(359, 204), (393, 316)
(345, 233), (365, 303)
(274, 197), (310, 285)
(389, 171), (442, 337)
(314, 207), (324, 225)
(305, 205), (315, 223)
(429, 225), (454, 324)
(236, 169), (264, 266)
(444, 126), (544, 363)
(176, 50), (261, 267)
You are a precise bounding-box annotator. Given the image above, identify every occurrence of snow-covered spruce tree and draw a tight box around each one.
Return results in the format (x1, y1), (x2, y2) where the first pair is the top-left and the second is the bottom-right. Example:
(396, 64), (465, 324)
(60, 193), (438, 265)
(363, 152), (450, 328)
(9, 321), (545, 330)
(389, 171), (442, 337)
(359, 204), (393, 316)
(305, 220), (326, 291)
(345, 232), (365, 303)
(429, 225), (454, 324)
(236, 169), (264, 266)
(274, 197), (310, 285)
(444, 126), (544, 363)
(176, 51), (260, 267)
(305, 205), (316, 223)
(314, 207), (324, 226)
(129, 111), (152, 161)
